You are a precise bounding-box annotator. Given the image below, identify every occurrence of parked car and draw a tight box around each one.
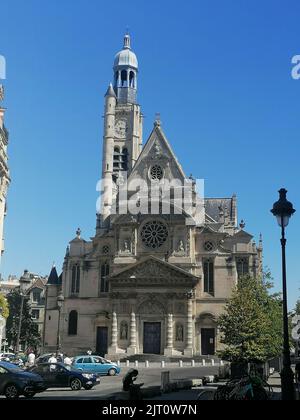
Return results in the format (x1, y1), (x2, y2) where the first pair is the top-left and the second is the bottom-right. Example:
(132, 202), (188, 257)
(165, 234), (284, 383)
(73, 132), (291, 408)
(0, 353), (16, 361)
(28, 363), (100, 390)
(0, 361), (46, 399)
(72, 355), (121, 376)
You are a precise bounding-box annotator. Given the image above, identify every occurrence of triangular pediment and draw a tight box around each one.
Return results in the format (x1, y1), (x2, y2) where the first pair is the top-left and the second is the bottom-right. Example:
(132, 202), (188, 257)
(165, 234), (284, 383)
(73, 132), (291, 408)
(128, 124), (187, 184)
(110, 256), (199, 288)
(233, 230), (253, 240)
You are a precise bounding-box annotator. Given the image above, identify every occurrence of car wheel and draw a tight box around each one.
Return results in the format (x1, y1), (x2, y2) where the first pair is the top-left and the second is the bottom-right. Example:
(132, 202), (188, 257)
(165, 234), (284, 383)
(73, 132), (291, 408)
(4, 384), (19, 400)
(70, 378), (82, 391)
(108, 368), (117, 376)
(84, 384), (93, 390)
(23, 391), (36, 399)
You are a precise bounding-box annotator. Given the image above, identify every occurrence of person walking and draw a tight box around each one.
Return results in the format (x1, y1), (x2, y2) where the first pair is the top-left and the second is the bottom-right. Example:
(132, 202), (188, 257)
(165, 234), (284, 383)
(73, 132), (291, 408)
(27, 350), (36, 367)
(64, 354), (72, 366)
(48, 353), (57, 371)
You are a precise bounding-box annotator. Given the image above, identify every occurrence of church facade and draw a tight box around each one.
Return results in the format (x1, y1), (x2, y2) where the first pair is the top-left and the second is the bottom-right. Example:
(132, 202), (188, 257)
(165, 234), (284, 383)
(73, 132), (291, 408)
(43, 35), (262, 358)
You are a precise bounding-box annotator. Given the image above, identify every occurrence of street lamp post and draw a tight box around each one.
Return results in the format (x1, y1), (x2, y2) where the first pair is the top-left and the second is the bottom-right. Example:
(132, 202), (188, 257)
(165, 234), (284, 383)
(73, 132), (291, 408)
(271, 188), (296, 401)
(56, 293), (64, 356)
(15, 270), (31, 355)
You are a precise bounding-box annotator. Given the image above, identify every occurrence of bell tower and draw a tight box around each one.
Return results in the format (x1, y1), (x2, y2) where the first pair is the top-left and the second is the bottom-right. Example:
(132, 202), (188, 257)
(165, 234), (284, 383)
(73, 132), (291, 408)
(100, 34), (143, 227)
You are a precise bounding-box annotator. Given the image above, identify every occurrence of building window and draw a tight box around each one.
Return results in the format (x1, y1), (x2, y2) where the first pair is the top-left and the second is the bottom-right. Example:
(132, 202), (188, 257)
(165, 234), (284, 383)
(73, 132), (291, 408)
(236, 258), (249, 278)
(150, 165), (163, 181)
(102, 245), (110, 255)
(204, 241), (215, 252)
(31, 309), (40, 320)
(68, 310), (78, 336)
(32, 289), (41, 303)
(141, 221), (168, 249)
(100, 263), (110, 293)
(71, 265), (80, 295)
(203, 259), (214, 295)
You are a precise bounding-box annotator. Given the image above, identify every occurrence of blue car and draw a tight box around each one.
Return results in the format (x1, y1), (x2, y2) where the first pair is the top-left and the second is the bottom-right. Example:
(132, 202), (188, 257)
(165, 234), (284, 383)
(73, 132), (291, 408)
(72, 356), (121, 376)
(0, 361), (46, 399)
(29, 363), (100, 390)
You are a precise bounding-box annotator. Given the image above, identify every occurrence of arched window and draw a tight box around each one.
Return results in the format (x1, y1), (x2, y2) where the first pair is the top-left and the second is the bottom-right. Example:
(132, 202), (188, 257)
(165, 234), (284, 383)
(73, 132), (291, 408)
(121, 70), (127, 87)
(100, 263), (110, 293)
(129, 71), (135, 88)
(71, 264), (80, 295)
(113, 147), (121, 170)
(68, 310), (78, 336)
(121, 147), (128, 171)
(236, 258), (249, 279)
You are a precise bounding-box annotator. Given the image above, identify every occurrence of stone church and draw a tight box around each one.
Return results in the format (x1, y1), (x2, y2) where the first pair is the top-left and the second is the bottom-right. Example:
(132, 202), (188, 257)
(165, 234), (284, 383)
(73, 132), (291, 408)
(43, 35), (262, 358)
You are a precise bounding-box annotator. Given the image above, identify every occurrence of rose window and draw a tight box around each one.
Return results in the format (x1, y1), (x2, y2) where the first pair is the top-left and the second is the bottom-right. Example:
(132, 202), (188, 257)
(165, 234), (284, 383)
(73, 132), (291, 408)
(141, 221), (168, 249)
(150, 165), (164, 181)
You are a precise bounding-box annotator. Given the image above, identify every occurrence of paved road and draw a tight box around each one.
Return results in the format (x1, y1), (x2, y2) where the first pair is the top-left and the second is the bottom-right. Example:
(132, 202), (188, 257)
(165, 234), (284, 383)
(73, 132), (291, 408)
(0, 366), (219, 400)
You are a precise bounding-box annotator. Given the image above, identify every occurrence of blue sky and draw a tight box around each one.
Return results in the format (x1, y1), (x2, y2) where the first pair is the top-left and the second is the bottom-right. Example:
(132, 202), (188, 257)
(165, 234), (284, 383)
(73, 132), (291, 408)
(0, 0), (299, 308)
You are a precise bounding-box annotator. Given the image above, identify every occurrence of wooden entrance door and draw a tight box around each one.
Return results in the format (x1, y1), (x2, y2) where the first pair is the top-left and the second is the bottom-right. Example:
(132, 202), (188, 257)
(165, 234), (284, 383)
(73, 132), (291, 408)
(201, 328), (215, 355)
(96, 327), (108, 357)
(143, 322), (161, 354)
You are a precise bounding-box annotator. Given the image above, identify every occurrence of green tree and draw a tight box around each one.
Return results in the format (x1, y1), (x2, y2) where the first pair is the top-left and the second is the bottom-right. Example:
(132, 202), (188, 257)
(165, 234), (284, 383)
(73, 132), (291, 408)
(0, 293), (9, 319)
(295, 299), (300, 315)
(5, 289), (41, 351)
(218, 273), (283, 363)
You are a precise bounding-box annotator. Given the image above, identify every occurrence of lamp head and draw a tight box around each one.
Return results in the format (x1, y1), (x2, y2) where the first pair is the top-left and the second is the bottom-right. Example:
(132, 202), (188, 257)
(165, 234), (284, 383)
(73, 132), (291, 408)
(271, 188), (296, 227)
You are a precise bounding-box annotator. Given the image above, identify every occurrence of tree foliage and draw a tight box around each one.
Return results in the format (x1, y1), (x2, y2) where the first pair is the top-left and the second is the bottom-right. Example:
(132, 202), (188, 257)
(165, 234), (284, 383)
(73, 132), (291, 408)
(295, 299), (300, 315)
(0, 293), (9, 319)
(218, 272), (283, 363)
(5, 289), (41, 351)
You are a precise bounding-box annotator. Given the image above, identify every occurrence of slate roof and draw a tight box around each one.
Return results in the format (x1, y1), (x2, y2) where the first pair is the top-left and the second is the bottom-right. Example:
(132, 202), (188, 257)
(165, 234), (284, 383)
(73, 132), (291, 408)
(47, 266), (60, 285)
(205, 198), (234, 223)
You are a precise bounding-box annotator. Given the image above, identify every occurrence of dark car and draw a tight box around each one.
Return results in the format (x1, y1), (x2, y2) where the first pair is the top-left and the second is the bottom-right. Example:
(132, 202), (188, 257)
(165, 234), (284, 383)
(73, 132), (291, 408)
(28, 363), (100, 391)
(0, 361), (46, 399)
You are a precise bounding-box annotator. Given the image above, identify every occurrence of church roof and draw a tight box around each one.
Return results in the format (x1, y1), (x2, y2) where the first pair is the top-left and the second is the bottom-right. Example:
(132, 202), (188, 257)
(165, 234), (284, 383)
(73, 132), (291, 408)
(205, 198), (235, 223)
(105, 83), (116, 98)
(114, 34), (138, 69)
(47, 266), (60, 285)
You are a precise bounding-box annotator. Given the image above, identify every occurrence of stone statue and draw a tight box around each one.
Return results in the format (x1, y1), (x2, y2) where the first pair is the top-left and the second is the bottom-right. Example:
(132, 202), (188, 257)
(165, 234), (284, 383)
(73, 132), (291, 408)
(176, 324), (184, 342)
(123, 240), (131, 253)
(153, 141), (162, 159)
(120, 322), (128, 340)
(178, 240), (185, 252)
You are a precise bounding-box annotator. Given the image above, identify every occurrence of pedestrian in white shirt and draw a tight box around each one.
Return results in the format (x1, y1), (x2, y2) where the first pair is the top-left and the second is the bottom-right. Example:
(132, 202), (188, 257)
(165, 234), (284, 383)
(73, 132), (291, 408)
(48, 354), (57, 371)
(64, 355), (72, 366)
(27, 351), (35, 367)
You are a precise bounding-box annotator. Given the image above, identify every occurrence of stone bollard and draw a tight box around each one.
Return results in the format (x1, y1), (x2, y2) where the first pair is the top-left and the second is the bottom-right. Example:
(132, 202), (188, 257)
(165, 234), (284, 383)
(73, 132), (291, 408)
(202, 359), (206, 367)
(179, 360), (183, 368)
(145, 361), (149, 368)
(211, 359), (215, 366)
(191, 360), (195, 367)
(135, 361), (139, 368)
(126, 360), (130, 367)
(161, 361), (165, 369)
(220, 360), (224, 366)
(117, 360), (120, 367)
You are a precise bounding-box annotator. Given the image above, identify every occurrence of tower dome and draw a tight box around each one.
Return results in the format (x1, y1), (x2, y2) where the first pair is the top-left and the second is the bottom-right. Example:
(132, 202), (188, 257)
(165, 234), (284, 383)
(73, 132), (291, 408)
(113, 34), (138, 70)
(113, 34), (138, 104)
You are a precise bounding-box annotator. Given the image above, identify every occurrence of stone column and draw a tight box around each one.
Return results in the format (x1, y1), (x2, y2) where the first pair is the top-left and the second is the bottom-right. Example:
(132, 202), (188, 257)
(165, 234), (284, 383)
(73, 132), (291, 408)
(109, 311), (118, 355)
(127, 312), (137, 355)
(164, 314), (174, 356)
(184, 297), (194, 356)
